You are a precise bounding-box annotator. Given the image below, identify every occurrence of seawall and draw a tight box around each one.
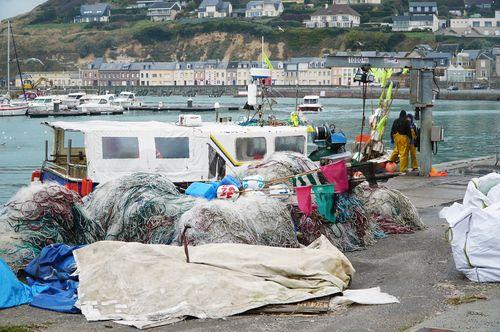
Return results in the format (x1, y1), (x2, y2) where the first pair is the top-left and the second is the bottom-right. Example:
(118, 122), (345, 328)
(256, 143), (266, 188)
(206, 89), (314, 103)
(4, 86), (500, 101)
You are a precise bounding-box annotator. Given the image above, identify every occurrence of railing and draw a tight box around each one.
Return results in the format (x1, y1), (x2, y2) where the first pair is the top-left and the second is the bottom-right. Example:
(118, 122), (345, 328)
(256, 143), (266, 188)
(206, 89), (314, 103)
(42, 139), (88, 180)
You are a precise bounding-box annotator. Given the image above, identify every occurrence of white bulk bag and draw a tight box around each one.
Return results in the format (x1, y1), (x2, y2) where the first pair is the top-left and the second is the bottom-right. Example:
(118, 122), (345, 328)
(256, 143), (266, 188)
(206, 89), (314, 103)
(440, 172), (500, 282)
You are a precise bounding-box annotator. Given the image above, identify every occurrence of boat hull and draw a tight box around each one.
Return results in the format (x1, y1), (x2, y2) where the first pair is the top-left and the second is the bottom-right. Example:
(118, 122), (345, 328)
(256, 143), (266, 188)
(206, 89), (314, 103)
(298, 106), (323, 113)
(0, 105), (28, 116)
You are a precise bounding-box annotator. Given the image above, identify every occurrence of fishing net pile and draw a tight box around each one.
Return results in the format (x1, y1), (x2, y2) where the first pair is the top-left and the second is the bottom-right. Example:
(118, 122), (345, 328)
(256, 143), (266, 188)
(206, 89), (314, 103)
(176, 192), (299, 248)
(0, 182), (98, 270)
(293, 193), (386, 252)
(352, 182), (424, 234)
(84, 173), (200, 244)
(239, 152), (319, 182)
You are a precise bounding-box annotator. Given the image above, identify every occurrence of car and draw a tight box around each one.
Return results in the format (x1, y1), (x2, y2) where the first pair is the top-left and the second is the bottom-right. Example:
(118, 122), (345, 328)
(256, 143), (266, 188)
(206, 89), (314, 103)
(473, 84), (486, 90)
(447, 86), (458, 91)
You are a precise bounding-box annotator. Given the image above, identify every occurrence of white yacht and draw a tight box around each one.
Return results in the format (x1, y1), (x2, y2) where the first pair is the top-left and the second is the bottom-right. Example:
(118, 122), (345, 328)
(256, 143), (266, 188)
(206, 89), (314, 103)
(0, 97), (28, 116)
(61, 92), (86, 109)
(297, 95), (323, 113)
(113, 91), (140, 107)
(77, 94), (124, 113)
(28, 96), (68, 112)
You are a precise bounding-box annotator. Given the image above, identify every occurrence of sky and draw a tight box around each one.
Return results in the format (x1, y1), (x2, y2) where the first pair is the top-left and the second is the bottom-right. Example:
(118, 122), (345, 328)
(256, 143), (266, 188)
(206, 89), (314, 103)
(0, 0), (47, 20)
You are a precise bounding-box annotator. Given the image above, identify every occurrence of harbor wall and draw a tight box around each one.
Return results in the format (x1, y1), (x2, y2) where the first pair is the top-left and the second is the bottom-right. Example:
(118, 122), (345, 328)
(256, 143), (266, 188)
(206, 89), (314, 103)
(4, 86), (500, 101)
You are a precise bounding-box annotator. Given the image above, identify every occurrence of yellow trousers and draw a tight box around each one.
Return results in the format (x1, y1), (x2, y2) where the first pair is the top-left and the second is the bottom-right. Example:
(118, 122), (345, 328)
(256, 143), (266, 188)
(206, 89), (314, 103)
(409, 144), (418, 169)
(390, 133), (410, 172)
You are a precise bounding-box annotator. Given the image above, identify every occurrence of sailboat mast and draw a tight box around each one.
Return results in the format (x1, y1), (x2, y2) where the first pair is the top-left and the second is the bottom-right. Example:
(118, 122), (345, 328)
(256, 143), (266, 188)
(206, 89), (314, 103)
(7, 21), (10, 97)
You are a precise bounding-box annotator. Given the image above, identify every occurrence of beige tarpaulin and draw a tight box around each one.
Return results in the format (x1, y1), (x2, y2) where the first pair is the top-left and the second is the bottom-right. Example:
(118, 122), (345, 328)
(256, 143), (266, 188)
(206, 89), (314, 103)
(74, 236), (355, 328)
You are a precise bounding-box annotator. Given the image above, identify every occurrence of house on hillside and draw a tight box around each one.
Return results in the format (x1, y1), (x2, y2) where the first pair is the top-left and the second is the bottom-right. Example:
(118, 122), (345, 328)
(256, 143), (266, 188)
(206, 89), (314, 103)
(465, 0), (494, 9)
(392, 15), (438, 32)
(448, 10), (500, 37)
(147, 2), (182, 21)
(333, 0), (381, 4)
(245, 0), (284, 18)
(198, 0), (232, 18)
(304, 4), (360, 28)
(408, 1), (438, 16)
(137, 0), (166, 8)
(74, 3), (111, 23)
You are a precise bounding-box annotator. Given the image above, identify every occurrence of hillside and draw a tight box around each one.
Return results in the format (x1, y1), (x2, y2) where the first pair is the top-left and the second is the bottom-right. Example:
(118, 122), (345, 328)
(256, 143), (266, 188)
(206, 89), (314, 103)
(0, 0), (498, 76)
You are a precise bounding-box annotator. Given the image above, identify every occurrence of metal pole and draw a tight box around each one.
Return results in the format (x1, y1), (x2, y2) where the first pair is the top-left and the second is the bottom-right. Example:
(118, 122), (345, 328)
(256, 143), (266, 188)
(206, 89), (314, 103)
(7, 21), (10, 97)
(419, 106), (433, 176)
(67, 139), (72, 177)
(45, 140), (48, 161)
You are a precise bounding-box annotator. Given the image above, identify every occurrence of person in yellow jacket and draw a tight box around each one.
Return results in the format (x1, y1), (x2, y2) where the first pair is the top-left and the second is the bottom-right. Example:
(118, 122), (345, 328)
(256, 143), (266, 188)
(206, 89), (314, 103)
(407, 113), (419, 171)
(389, 110), (411, 173)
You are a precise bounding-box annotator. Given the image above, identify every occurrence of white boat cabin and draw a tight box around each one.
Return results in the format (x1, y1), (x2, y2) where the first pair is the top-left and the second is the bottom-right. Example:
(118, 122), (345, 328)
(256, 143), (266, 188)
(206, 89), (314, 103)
(303, 95), (320, 105)
(42, 119), (309, 184)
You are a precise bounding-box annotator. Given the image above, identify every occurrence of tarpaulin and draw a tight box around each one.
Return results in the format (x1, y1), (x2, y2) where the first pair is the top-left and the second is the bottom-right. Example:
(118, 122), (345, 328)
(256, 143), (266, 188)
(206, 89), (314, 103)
(74, 236), (354, 328)
(24, 244), (82, 313)
(0, 258), (33, 309)
(440, 172), (500, 282)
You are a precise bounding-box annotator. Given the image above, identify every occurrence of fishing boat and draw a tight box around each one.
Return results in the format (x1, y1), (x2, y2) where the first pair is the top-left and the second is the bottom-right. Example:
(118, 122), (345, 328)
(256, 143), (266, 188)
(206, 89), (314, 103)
(298, 95), (323, 113)
(77, 94), (124, 113)
(1, 21), (28, 117)
(32, 116), (317, 195)
(113, 91), (141, 107)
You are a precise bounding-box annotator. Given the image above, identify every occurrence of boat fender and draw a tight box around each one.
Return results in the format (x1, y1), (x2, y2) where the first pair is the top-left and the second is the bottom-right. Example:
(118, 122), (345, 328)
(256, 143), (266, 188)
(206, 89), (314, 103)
(81, 178), (93, 197)
(217, 185), (240, 201)
(31, 169), (42, 182)
(242, 175), (265, 191)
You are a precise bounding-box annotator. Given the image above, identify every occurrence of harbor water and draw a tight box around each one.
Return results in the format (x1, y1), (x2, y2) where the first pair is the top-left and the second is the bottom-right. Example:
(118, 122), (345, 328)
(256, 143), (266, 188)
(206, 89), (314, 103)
(1, 96), (499, 204)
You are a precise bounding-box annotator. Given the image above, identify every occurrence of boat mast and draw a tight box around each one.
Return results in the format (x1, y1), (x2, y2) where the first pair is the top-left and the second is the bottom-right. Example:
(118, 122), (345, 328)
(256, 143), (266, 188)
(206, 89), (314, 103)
(7, 21), (10, 97)
(10, 23), (27, 101)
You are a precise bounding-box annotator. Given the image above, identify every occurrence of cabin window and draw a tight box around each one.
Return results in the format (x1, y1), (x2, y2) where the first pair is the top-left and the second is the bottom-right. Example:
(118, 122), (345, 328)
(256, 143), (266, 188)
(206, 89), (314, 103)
(102, 137), (139, 159)
(64, 131), (85, 148)
(236, 137), (266, 161)
(275, 136), (305, 154)
(155, 137), (189, 159)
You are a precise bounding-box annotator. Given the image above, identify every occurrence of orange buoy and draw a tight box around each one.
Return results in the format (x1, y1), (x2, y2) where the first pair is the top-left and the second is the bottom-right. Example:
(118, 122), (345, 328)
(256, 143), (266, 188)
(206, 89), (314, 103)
(385, 162), (397, 173)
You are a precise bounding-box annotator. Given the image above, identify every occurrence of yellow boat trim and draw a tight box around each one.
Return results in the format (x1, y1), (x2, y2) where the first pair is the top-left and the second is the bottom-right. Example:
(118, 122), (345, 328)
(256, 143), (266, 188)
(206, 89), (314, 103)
(210, 134), (244, 167)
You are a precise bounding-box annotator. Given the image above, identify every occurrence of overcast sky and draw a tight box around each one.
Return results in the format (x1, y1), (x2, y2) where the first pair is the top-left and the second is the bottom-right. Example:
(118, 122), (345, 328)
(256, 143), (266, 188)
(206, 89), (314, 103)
(0, 0), (47, 20)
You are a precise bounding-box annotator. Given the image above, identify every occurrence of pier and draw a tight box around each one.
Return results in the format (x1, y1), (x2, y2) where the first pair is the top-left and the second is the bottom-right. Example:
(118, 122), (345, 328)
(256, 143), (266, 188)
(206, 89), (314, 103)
(27, 109), (124, 118)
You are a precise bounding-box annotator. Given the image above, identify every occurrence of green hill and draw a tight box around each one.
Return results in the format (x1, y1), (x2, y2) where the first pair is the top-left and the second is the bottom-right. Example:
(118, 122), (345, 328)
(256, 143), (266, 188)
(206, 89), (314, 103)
(0, 0), (498, 77)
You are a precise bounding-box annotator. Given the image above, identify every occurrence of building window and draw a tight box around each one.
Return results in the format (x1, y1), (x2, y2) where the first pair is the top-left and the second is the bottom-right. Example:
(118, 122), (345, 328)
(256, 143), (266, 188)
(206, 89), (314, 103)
(102, 137), (139, 159)
(236, 137), (266, 161)
(154, 137), (189, 159)
(485, 21), (492, 27)
(472, 21), (480, 27)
